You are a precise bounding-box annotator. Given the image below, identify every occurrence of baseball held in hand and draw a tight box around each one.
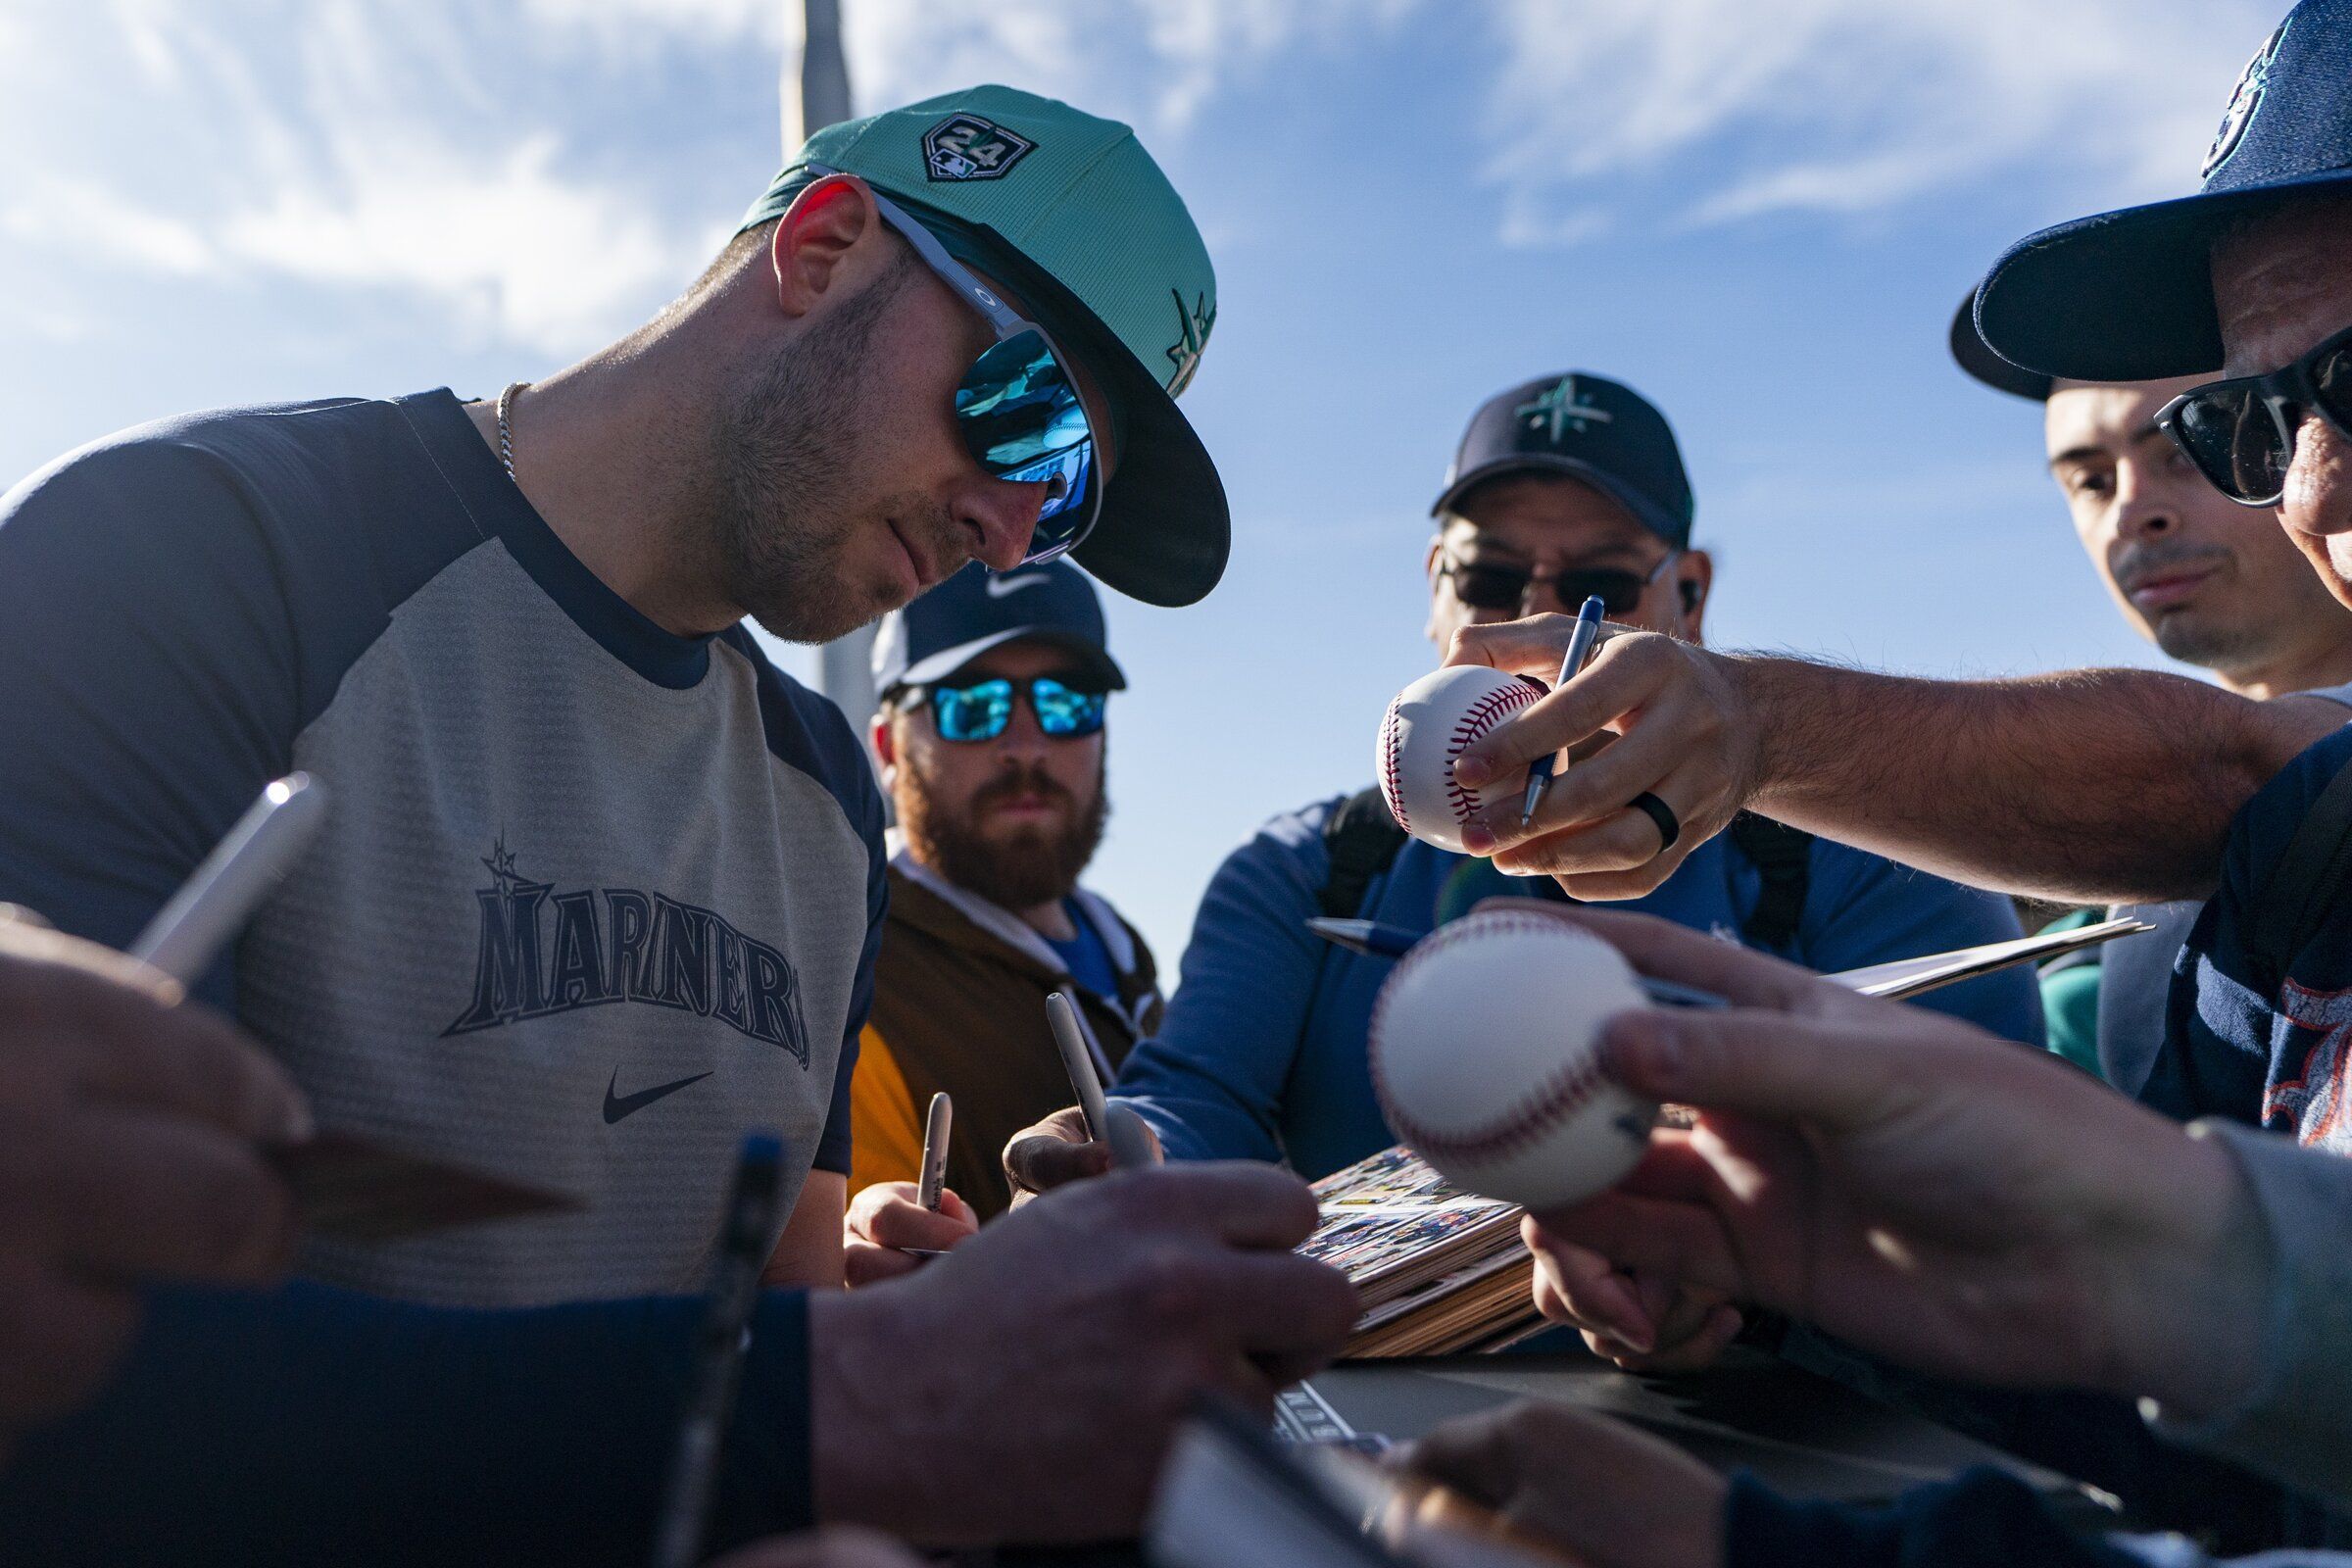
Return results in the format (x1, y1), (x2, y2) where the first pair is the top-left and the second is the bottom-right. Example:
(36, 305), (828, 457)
(1377, 666), (1544, 853)
(1369, 911), (1658, 1210)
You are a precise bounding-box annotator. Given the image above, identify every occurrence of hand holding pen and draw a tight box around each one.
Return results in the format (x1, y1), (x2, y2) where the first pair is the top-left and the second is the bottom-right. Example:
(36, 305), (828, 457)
(1518, 595), (1606, 828)
(842, 1095), (977, 1288)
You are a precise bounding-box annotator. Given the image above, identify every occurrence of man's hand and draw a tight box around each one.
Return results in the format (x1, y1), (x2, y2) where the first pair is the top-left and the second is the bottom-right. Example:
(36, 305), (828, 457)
(1525, 1237), (1741, 1373)
(1002, 1102), (1162, 1205)
(1393, 1400), (1727, 1568)
(1443, 621), (1759, 899)
(809, 1161), (1358, 1545)
(842, 1181), (978, 1288)
(1521, 907), (2267, 1415)
(0, 916), (308, 1448)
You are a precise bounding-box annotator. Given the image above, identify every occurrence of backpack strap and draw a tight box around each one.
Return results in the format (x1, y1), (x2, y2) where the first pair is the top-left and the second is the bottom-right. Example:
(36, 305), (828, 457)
(1729, 812), (1814, 951)
(1319, 787), (1411, 920)
(2246, 750), (2352, 994)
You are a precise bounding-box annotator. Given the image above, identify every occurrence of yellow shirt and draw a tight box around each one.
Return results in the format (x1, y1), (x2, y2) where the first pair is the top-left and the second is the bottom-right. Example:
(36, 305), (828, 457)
(848, 1023), (926, 1197)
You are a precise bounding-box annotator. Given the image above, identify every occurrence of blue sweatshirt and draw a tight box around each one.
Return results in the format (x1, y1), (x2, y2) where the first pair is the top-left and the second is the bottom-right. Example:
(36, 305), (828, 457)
(1116, 795), (2043, 1177)
(0, 1283), (815, 1565)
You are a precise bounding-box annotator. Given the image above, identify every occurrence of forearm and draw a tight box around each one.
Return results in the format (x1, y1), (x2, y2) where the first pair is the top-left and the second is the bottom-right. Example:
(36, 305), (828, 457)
(2135, 1122), (2352, 1511)
(1732, 659), (2334, 903)
(0, 1281), (815, 1564)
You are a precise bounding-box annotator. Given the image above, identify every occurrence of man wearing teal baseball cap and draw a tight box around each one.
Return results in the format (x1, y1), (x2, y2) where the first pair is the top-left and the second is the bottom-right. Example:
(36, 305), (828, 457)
(0, 84), (1358, 1560)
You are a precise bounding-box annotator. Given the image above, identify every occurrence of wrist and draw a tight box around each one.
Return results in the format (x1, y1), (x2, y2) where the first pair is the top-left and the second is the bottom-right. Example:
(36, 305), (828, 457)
(807, 1291), (932, 1534)
(2097, 1121), (2271, 1417)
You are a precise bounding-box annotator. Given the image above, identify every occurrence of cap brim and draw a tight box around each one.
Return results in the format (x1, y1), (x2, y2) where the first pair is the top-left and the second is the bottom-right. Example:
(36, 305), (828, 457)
(1430, 457), (1688, 548)
(913, 200), (1230, 609)
(893, 627), (1127, 693)
(1976, 167), (2352, 383)
(1948, 296), (2051, 401)
(1070, 357), (1230, 609)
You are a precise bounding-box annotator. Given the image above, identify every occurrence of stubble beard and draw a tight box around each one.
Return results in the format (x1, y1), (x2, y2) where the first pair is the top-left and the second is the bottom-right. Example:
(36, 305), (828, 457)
(709, 248), (956, 643)
(898, 751), (1110, 913)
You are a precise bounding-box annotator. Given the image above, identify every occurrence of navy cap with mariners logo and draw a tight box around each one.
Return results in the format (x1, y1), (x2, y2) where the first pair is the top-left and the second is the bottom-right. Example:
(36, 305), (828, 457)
(1431, 371), (1695, 549)
(872, 558), (1126, 696)
(1976, 0), (2352, 381)
(739, 85), (1227, 608)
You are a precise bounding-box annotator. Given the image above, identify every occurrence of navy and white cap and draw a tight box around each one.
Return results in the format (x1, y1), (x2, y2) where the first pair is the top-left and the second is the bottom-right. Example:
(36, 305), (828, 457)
(872, 559), (1126, 695)
(1431, 371), (1695, 549)
(1975, 0), (2352, 381)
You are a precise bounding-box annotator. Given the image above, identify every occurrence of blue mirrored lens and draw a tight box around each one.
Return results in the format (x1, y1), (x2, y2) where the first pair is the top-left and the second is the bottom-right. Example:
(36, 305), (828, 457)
(1031, 678), (1107, 738)
(930, 680), (1013, 743)
(956, 329), (1100, 560)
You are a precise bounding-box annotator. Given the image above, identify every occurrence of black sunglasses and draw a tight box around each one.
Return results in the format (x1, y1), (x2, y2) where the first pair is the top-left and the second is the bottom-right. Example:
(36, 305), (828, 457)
(1438, 551), (1678, 616)
(2158, 320), (2352, 507)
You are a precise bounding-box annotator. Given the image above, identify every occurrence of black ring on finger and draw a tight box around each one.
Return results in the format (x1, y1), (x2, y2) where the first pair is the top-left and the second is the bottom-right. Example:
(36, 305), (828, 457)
(1627, 792), (1681, 855)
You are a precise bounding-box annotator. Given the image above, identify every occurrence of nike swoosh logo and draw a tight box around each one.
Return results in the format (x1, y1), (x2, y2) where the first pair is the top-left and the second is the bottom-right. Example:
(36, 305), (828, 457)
(603, 1068), (714, 1125)
(984, 573), (1050, 598)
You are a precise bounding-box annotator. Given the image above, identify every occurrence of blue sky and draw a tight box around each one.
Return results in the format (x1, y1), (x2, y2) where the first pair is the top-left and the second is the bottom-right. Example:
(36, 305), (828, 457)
(0, 0), (2284, 961)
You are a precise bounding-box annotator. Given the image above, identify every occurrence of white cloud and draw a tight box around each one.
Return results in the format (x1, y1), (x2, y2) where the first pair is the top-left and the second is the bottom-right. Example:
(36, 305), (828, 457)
(0, 0), (700, 356)
(1480, 0), (2282, 231)
(218, 136), (685, 354)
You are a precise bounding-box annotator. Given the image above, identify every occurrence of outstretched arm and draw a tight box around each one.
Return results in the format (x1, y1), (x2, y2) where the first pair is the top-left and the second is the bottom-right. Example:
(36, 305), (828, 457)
(1446, 621), (2343, 905)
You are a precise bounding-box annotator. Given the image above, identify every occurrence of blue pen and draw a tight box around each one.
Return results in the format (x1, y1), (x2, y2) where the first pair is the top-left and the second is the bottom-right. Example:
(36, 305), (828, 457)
(1519, 595), (1607, 828)
(1301, 917), (1728, 1008)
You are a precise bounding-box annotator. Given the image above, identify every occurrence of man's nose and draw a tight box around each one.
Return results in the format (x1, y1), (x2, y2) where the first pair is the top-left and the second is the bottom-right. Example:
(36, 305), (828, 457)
(1523, 573), (1574, 617)
(2283, 413), (2352, 537)
(2111, 468), (2177, 540)
(958, 479), (1045, 572)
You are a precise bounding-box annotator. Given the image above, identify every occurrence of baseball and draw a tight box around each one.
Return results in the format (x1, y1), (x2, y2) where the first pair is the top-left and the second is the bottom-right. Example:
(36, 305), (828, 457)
(1376, 665), (1544, 853)
(1369, 909), (1658, 1210)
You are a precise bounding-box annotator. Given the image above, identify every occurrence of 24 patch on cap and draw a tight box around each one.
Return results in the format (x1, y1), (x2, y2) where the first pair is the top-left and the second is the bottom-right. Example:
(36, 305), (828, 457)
(923, 114), (1036, 182)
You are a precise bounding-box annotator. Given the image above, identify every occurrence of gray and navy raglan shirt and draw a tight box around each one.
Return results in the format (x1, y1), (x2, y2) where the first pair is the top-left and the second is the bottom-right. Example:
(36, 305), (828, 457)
(0, 389), (884, 1308)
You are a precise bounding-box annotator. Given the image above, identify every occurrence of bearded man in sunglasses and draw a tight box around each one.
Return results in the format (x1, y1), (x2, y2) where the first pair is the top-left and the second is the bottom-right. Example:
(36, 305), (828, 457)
(836, 560), (1163, 1271)
(0, 87), (1366, 1562)
(1007, 373), (2038, 1262)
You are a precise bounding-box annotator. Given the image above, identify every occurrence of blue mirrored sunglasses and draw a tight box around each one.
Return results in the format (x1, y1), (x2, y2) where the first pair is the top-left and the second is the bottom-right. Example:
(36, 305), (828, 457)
(924, 677), (1108, 744)
(807, 166), (1103, 567)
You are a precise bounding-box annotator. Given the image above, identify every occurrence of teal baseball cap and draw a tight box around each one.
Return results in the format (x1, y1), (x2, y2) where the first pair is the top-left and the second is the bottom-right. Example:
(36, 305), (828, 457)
(739, 84), (1227, 608)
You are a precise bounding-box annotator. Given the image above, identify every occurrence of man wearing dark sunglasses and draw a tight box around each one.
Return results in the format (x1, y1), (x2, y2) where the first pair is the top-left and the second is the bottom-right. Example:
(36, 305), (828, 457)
(1426, 9), (2352, 1543)
(1953, 303), (2352, 1096)
(0, 85), (1369, 1562)
(1008, 373), (2037, 1251)
(838, 561), (1164, 1264)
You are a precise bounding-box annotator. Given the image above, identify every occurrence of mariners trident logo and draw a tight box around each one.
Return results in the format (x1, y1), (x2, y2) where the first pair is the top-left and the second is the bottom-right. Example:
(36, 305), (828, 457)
(923, 113), (1036, 182)
(1517, 374), (1613, 445)
(1165, 290), (1215, 395)
(444, 838), (810, 1062)
(2205, 19), (2289, 179)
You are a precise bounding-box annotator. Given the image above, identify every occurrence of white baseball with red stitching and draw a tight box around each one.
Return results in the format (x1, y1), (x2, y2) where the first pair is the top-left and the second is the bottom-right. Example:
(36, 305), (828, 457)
(1375, 666), (1543, 853)
(1369, 910), (1658, 1210)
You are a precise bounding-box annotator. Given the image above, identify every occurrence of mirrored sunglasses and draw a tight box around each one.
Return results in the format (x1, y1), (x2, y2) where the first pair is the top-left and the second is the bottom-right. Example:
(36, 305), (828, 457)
(808, 166), (1103, 565)
(924, 676), (1108, 744)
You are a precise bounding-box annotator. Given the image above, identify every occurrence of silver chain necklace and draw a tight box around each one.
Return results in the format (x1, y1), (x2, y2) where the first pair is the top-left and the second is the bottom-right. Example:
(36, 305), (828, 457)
(494, 381), (530, 481)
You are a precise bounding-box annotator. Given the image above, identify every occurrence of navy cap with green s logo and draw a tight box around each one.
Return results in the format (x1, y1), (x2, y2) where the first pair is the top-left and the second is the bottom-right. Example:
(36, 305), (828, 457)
(1974, 1), (2352, 382)
(740, 85), (1227, 608)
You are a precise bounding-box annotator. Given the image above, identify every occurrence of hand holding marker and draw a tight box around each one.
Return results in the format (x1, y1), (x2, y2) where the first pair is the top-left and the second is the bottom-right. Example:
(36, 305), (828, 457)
(1046, 991), (1156, 1170)
(1518, 595), (1606, 829)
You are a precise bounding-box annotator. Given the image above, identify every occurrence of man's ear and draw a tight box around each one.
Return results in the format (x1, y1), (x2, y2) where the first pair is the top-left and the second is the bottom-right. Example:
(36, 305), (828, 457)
(767, 173), (883, 320)
(1675, 549), (1714, 643)
(870, 709), (899, 775)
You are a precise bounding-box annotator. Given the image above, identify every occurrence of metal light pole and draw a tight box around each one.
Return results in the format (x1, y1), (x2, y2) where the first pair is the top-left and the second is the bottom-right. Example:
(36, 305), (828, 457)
(790, 0), (878, 732)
